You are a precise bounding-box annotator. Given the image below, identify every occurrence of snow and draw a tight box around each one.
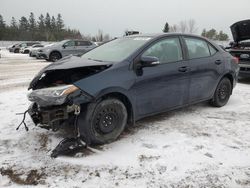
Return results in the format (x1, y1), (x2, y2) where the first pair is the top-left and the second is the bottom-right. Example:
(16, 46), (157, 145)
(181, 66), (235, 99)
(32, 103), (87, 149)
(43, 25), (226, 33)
(0, 49), (250, 187)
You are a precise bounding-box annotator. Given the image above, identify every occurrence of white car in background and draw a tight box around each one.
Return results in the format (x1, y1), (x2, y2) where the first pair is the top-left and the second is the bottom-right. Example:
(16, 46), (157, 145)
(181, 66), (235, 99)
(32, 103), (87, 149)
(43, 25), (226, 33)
(28, 44), (45, 57)
(35, 43), (56, 59)
(20, 43), (42, 54)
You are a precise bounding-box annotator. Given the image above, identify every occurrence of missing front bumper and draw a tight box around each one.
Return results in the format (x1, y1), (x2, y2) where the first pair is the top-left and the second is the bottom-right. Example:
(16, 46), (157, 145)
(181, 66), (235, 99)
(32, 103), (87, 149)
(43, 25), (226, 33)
(28, 103), (78, 131)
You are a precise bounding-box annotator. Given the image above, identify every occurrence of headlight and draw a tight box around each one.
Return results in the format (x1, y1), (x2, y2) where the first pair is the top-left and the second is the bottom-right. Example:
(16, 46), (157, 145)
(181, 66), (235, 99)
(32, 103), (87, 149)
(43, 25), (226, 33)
(28, 85), (79, 106)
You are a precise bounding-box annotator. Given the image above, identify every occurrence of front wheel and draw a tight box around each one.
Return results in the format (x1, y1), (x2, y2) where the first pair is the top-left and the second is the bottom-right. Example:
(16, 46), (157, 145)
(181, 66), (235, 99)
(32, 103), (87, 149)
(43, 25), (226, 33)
(49, 52), (61, 62)
(210, 77), (232, 107)
(80, 98), (128, 145)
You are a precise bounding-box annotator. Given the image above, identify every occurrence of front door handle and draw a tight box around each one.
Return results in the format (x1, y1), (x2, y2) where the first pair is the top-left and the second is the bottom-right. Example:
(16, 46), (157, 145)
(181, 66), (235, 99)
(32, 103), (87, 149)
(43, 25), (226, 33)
(215, 60), (222, 65)
(178, 66), (189, 72)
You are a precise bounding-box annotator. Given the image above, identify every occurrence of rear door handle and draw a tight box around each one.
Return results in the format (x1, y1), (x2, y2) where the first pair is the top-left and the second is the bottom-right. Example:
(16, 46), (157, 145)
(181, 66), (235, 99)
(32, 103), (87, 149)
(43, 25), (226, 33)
(215, 60), (222, 65)
(178, 66), (189, 72)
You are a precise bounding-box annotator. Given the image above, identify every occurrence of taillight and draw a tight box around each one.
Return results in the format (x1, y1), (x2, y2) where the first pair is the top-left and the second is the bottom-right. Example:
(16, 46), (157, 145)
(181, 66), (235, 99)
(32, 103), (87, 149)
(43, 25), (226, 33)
(232, 57), (239, 64)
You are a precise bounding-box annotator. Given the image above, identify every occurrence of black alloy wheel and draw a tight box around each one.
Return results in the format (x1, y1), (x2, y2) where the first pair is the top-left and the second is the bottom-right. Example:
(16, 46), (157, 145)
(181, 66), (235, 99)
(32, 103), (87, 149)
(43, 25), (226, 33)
(210, 77), (232, 107)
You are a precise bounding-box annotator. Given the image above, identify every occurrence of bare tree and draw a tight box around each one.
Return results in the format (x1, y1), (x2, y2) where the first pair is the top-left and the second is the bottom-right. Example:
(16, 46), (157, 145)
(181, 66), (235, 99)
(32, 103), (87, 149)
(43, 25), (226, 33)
(179, 20), (187, 33)
(82, 34), (92, 41)
(188, 19), (198, 34)
(168, 19), (198, 34)
(96, 29), (104, 42)
(169, 24), (178, 32)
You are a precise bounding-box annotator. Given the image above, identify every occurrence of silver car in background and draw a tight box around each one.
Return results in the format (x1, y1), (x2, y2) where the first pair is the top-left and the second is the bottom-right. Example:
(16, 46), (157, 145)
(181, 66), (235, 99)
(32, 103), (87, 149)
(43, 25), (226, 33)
(37, 39), (97, 62)
(20, 44), (44, 54)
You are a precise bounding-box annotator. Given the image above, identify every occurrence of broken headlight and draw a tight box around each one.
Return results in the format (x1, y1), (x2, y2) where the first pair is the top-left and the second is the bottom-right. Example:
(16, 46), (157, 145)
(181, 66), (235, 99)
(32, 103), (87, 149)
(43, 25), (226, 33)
(28, 85), (79, 107)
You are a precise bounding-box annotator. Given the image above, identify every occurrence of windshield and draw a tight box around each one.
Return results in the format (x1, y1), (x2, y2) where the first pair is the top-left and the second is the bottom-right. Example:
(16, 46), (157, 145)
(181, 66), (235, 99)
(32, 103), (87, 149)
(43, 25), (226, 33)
(81, 37), (151, 62)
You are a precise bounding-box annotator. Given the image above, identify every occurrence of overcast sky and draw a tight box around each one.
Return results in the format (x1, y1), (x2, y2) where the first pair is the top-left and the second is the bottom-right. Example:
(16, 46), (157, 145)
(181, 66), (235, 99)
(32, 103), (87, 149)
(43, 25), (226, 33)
(1, 0), (249, 38)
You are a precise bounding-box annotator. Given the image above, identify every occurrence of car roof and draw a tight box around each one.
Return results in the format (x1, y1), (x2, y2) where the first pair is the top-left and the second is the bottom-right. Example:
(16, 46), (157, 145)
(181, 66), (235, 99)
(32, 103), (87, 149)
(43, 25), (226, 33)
(123, 33), (222, 52)
(124, 33), (208, 40)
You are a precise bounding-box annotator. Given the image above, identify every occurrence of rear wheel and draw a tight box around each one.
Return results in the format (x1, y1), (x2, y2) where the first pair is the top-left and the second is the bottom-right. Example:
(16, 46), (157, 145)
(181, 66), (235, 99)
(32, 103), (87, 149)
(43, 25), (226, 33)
(81, 98), (127, 145)
(210, 77), (232, 107)
(49, 52), (61, 62)
(14, 49), (19, 53)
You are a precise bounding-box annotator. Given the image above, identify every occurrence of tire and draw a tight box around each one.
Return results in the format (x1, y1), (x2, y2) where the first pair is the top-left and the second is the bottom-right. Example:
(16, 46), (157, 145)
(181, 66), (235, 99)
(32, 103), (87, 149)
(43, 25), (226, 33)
(49, 52), (61, 62)
(80, 98), (128, 145)
(210, 77), (232, 107)
(24, 50), (29, 54)
(14, 49), (19, 53)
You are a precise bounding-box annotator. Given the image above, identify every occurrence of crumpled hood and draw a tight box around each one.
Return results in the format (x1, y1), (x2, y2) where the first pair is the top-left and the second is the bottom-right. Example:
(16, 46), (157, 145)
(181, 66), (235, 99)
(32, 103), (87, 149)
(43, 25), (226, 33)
(231, 20), (250, 42)
(28, 55), (112, 90)
(43, 55), (111, 70)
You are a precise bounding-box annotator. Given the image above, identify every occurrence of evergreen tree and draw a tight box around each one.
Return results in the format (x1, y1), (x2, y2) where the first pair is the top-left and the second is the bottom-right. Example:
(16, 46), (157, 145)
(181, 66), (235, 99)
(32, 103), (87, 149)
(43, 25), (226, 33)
(163, 22), (169, 33)
(10, 17), (18, 28)
(19, 16), (29, 40)
(37, 14), (45, 40)
(217, 31), (229, 41)
(37, 14), (45, 30)
(0, 15), (6, 40)
(204, 29), (217, 40)
(45, 13), (51, 30)
(10, 17), (18, 40)
(201, 29), (229, 41)
(29, 12), (36, 30)
(19, 16), (29, 30)
(0, 13), (86, 41)
(201, 29), (206, 37)
(51, 16), (56, 31)
(29, 12), (36, 40)
(56, 13), (64, 31)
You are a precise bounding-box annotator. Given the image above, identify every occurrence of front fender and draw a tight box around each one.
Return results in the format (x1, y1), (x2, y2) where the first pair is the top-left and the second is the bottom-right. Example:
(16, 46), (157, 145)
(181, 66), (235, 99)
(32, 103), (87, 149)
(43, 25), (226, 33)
(74, 63), (136, 98)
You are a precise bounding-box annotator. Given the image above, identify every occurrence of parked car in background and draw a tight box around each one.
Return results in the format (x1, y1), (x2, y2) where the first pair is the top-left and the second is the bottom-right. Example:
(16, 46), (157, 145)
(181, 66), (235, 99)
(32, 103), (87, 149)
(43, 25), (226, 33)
(8, 43), (20, 52)
(20, 43), (43, 54)
(37, 39), (97, 62)
(35, 43), (55, 59)
(227, 19), (250, 78)
(10, 42), (40, 53)
(27, 33), (239, 146)
(29, 44), (45, 57)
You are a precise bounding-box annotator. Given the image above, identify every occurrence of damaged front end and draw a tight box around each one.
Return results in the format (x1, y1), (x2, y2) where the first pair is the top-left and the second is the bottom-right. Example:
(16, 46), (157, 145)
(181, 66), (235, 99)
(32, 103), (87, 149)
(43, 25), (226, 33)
(22, 56), (112, 157)
(27, 85), (91, 131)
(27, 56), (112, 131)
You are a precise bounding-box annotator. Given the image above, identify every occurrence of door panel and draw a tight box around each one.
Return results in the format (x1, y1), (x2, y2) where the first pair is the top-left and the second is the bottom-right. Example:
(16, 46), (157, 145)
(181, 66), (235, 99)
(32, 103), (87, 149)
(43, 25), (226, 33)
(183, 37), (224, 102)
(61, 41), (76, 56)
(132, 37), (190, 117)
(133, 61), (190, 116)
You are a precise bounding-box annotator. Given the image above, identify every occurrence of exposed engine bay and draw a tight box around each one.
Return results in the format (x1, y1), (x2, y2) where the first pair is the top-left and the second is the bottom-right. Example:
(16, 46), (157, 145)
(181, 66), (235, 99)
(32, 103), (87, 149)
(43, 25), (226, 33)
(30, 65), (110, 90)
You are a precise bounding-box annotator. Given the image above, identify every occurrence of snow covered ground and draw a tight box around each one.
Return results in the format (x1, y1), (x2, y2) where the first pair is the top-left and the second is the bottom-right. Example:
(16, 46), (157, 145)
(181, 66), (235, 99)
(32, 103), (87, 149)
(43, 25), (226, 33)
(0, 49), (250, 187)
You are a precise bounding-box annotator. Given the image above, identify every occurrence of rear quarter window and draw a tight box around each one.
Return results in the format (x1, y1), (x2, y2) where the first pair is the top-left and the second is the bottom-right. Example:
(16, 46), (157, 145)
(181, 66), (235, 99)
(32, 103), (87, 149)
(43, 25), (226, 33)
(208, 44), (218, 56)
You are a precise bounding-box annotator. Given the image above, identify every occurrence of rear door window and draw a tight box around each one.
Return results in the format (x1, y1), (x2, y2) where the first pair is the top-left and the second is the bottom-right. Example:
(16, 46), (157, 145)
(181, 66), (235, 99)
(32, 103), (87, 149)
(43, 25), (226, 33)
(184, 37), (210, 59)
(142, 37), (183, 64)
(76, 41), (92, 46)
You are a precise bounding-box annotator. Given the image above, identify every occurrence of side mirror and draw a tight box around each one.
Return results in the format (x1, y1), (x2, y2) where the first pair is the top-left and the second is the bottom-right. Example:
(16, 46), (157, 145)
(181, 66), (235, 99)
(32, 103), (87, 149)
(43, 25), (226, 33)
(62, 44), (67, 49)
(140, 56), (160, 68)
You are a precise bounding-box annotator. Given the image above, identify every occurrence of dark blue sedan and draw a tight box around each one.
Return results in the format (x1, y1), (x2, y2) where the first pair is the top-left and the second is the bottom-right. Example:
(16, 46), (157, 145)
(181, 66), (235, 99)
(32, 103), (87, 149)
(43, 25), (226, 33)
(28, 33), (239, 146)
